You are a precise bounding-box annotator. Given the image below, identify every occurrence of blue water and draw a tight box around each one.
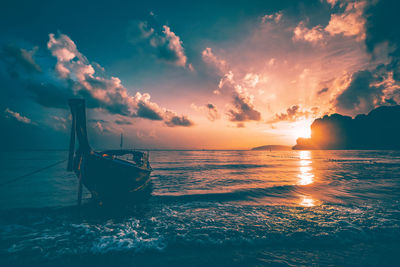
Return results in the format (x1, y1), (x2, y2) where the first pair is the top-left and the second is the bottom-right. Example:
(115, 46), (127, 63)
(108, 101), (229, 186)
(1, 150), (400, 266)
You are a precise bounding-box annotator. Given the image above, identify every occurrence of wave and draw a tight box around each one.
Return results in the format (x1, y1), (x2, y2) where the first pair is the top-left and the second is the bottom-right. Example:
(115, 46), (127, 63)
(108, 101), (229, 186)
(152, 184), (303, 203)
(154, 163), (274, 172)
(1, 202), (400, 263)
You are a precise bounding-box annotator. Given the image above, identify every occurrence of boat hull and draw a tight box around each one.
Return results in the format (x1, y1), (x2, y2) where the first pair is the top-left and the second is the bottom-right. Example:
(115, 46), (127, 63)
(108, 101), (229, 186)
(76, 152), (152, 202)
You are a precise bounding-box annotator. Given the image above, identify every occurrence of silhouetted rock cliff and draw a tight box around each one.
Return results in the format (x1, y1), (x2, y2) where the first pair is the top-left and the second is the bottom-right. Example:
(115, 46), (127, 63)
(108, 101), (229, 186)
(293, 105), (400, 150)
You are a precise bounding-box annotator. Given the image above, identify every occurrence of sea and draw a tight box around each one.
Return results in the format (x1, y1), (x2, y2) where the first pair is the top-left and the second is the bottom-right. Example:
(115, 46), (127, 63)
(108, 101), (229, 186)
(1, 150), (400, 266)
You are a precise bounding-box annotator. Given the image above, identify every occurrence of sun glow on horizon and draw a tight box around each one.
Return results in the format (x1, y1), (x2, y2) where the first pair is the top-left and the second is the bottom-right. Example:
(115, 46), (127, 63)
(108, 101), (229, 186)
(289, 120), (313, 140)
(296, 125), (311, 139)
(295, 121), (311, 139)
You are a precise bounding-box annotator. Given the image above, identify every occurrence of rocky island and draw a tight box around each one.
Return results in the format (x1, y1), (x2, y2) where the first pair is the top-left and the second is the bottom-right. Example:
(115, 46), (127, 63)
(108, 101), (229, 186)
(293, 105), (400, 150)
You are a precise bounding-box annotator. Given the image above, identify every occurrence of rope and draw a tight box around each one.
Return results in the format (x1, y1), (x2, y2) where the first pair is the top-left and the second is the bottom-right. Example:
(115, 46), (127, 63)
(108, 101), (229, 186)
(0, 159), (68, 187)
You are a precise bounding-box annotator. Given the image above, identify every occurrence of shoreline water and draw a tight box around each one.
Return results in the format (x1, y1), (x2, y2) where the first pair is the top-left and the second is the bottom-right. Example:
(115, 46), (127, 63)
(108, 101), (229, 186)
(1, 150), (400, 266)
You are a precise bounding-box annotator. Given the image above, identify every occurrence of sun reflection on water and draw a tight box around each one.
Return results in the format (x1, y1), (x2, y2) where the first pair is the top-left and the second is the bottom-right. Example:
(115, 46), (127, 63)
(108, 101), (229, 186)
(297, 151), (317, 207)
(300, 196), (315, 207)
(298, 151), (314, 186)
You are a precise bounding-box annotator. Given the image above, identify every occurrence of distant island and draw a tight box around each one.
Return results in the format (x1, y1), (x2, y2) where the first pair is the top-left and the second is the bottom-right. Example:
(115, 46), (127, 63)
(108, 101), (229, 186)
(252, 145), (292, 151)
(293, 105), (400, 150)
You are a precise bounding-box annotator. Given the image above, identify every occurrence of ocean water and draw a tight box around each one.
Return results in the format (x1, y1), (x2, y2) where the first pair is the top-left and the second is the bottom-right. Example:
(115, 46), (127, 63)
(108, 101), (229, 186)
(0, 150), (400, 266)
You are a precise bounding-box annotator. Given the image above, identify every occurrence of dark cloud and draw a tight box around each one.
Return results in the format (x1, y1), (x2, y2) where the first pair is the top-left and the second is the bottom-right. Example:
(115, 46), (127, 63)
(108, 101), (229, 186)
(130, 20), (190, 69)
(228, 91), (261, 122)
(114, 118), (133, 125)
(317, 87), (329, 95)
(164, 114), (194, 127)
(135, 100), (164, 120)
(1, 44), (41, 74)
(205, 103), (220, 121)
(127, 20), (155, 44)
(24, 80), (73, 109)
(334, 0), (400, 116)
(335, 70), (384, 114)
(365, 0), (400, 81)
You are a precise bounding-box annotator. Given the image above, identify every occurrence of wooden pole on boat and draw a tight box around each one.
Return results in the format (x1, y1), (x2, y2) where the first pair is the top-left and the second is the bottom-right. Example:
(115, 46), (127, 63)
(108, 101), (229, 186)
(77, 156), (83, 206)
(68, 99), (90, 206)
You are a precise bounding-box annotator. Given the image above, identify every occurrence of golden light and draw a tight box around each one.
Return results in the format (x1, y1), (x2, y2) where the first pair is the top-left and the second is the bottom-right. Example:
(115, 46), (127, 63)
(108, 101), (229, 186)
(300, 196), (315, 207)
(295, 122), (312, 139)
(284, 120), (313, 141)
(298, 151), (314, 185)
(298, 166), (314, 185)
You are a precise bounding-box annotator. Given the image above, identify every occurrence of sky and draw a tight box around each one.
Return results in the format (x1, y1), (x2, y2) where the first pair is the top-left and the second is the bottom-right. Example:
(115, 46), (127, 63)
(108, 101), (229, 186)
(1, 0), (399, 150)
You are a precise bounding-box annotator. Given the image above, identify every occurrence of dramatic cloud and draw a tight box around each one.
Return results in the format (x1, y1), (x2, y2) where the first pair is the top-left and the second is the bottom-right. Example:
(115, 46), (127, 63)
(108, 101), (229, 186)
(46, 33), (193, 125)
(202, 47), (233, 95)
(365, 0), (400, 82)
(268, 105), (318, 123)
(1, 44), (41, 74)
(228, 87), (261, 122)
(191, 102), (220, 121)
(335, 69), (384, 114)
(164, 111), (194, 127)
(137, 21), (155, 40)
(217, 71), (234, 90)
(48, 33), (138, 115)
(242, 73), (260, 88)
(154, 25), (188, 67)
(0, 33), (193, 128)
(330, 1), (400, 116)
(4, 108), (35, 125)
(202, 47), (262, 124)
(293, 22), (325, 45)
(205, 103), (220, 121)
(293, 1), (366, 45)
(133, 92), (164, 120)
(202, 47), (228, 74)
(131, 20), (192, 69)
(325, 1), (366, 41)
(24, 81), (74, 109)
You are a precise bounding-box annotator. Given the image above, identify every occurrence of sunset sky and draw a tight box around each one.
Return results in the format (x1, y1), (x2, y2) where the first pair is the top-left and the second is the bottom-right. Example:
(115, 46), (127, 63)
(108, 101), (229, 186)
(1, 0), (399, 149)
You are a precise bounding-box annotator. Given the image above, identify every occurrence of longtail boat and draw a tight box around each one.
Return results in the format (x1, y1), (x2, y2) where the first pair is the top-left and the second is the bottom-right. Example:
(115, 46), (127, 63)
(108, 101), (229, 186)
(67, 99), (152, 204)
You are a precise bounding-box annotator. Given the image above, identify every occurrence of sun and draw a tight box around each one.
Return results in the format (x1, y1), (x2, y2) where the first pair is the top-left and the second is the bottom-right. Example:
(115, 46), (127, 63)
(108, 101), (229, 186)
(296, 124), (311, 138)
(262, 119), (313, 144)
(291, 120), (312, 139)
